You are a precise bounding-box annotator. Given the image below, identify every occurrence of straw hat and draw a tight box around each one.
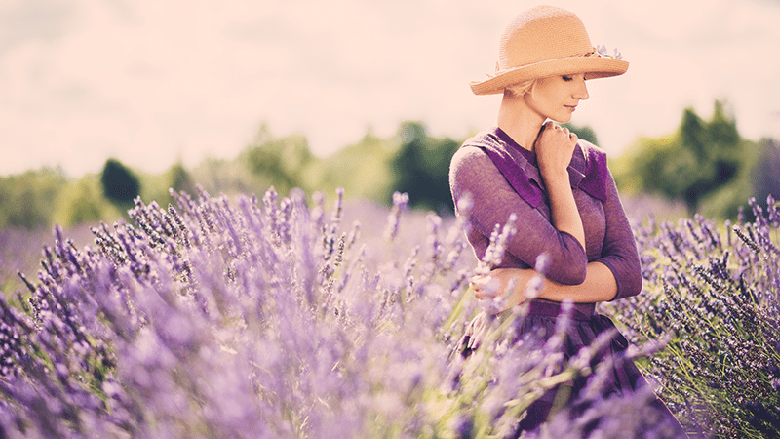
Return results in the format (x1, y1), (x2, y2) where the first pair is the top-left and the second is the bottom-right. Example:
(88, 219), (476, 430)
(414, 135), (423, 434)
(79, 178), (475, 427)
(470, 5), (628, 95)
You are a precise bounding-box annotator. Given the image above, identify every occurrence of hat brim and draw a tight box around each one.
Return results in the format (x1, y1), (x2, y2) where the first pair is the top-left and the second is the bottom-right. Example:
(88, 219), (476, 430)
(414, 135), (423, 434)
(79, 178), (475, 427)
(470, 57), (629, 95)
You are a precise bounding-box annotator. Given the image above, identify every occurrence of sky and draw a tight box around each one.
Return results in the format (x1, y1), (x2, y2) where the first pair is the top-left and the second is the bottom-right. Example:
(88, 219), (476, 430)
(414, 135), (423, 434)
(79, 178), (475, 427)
(1, 0), (779, 178)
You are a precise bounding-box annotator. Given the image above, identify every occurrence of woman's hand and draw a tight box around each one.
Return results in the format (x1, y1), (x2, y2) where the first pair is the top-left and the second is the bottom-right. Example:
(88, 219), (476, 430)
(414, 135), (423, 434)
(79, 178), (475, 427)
(534, 121), (578, 180)
(471, 267), (537, 313)
(472, 263), (620, 308)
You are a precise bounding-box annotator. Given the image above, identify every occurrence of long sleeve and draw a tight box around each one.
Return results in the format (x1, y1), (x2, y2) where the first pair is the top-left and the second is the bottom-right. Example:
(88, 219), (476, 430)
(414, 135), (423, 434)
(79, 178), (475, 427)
(449, 145), (588, 285)
(595, 168), (642, 300)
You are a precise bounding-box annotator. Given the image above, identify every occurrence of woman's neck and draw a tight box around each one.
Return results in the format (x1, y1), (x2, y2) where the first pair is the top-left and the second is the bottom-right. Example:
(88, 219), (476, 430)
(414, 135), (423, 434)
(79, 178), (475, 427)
(496, 95), (546, 151)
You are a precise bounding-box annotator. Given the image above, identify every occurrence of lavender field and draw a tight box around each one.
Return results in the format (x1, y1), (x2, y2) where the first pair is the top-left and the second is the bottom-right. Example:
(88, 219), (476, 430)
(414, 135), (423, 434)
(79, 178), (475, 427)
(0, 186), (778, 438)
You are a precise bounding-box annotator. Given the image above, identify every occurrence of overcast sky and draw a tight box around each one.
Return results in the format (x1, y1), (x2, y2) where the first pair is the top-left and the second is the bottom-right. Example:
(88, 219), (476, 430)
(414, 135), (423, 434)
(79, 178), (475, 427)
(1, 0), (779, 177)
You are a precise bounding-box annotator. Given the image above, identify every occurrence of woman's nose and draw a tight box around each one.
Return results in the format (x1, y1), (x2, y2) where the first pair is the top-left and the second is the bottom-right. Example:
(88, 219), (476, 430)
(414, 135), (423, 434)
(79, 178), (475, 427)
(574, 78), (589, 100)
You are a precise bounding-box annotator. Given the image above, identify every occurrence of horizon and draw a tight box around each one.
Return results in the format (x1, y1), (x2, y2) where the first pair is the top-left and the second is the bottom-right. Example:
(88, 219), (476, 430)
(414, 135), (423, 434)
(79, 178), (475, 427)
(2, 0), (779, 178)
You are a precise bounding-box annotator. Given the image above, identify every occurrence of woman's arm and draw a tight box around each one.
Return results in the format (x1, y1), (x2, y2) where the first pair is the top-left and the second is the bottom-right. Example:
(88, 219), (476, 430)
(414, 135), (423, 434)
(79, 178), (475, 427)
(449, 144), (588, 284)
(540, 262), (617, 302)
(471, 159), (641, 310)
(594, 164), (642, 300)
(535, 122), (586, 251)
(472, 262), (617, 311)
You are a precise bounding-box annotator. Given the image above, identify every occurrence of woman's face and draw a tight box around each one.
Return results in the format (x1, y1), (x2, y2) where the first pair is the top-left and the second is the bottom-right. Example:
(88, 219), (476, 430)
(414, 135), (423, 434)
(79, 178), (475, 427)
(524, 73), (589, 123)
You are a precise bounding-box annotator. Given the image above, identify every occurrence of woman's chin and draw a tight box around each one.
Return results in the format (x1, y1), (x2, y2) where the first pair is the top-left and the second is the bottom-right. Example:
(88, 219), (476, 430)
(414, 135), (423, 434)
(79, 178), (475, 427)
(548, 115), (571, 124)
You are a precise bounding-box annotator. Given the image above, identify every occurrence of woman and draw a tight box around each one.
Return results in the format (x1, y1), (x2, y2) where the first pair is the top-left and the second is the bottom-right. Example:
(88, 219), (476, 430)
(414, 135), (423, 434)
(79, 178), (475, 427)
(448, 5), (687, 436)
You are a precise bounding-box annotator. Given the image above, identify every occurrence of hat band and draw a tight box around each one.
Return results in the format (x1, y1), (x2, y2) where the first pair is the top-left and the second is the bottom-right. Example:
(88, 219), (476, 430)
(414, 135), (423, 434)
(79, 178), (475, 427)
(497, 45), (622, 74)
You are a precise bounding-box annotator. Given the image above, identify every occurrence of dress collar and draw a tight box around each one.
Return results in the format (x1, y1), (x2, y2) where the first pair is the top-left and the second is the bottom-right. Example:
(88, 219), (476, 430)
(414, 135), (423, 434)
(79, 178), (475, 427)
(463, 127), (608, 208)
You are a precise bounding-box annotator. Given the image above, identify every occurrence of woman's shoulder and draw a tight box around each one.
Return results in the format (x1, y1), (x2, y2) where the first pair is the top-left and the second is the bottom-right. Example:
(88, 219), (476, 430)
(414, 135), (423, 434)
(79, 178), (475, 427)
(452, 129), (546, 208)
(449, 144), (496, 191)
(576, 139), (607, 165)
(572, 139), (609, 201)
(459, 128), (513, 153)
(451, 142), (486, 160)
(450, 132), (496, 168)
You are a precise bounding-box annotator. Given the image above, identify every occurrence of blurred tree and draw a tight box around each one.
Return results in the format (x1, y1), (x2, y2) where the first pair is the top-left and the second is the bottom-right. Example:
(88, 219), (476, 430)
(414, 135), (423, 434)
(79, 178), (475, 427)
(100, 158), (140, 207)
(193, 157), (254, 196)
(243, 125), (319, 196)
(170, 161), (196, 197)
(390, 121), (460, 213)
(53, 177), (123, 227)
(618, 101), (744, 214)
(55, 179), (103, 226)
(321, 131), (395, 202)
(0, 168), (66, 229)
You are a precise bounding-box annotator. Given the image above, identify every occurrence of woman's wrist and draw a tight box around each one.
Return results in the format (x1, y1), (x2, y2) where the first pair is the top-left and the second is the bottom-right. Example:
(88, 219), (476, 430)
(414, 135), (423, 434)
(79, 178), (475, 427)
(499, 268), (535, 310)
(540, 168), (571, 187)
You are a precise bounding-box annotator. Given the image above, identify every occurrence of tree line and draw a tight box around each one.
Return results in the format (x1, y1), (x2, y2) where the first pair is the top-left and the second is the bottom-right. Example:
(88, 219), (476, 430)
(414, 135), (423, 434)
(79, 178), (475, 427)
(612, 100), (779, 218)
(0, 100), (777, 230)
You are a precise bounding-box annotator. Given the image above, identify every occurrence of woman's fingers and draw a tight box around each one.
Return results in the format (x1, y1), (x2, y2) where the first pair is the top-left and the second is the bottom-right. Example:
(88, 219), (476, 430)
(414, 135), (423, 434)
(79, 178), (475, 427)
(471, 275), (500, 299)
(541, 123), (576, 141)
(552, 124), (578, 144)
(536, 122), (578, 176)
(470, 275), (484, 297)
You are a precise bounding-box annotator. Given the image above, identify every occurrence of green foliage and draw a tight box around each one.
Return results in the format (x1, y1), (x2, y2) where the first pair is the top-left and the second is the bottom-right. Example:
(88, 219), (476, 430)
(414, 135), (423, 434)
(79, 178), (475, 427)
(236, 122), (465, 213)
(242, 125), (321, 196)
(191, 156), (259, 197)
(171, 161), (196, 197)
(52, 177), (123, 227)
(137, 170), (174, 212)
(0, 168), (66, 229)
(615, 101), (748, 216)
(100, 158), (140, 207)
(389, 121), (460, 213)
(0, 122), (468, 229)
(0, 169), (64, 229)
(321, 131), (397, 202)
(698, 138), (761, 219)
(16, 117), (746, 228)
(132, 164), (199, 214)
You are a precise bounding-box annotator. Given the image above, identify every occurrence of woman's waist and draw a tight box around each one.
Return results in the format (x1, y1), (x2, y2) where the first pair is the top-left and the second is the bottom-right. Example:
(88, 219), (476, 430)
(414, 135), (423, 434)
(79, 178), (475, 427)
(525, 298), (596, 320)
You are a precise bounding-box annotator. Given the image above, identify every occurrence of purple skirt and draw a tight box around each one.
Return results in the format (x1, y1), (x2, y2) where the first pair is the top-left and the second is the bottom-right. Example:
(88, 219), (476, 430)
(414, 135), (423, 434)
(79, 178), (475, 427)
(457, 299), (688, 437)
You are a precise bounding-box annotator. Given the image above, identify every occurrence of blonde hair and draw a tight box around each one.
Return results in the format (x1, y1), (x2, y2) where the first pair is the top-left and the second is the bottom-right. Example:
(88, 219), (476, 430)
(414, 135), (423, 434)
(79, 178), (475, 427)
(503, 79), (537, 98)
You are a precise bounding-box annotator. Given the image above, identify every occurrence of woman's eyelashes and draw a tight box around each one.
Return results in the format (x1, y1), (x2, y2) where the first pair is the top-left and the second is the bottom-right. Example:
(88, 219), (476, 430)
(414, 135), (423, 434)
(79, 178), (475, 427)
(562, 75), (573, 82)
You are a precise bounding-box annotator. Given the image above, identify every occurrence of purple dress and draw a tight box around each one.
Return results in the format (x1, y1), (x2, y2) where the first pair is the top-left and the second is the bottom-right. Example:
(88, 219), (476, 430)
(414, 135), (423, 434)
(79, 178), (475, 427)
(448, 127), (687, 436)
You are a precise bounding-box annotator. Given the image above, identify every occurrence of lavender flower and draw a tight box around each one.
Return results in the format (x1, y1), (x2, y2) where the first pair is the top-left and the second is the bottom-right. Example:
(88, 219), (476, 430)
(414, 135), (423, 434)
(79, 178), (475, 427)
(1, 185), (776, 438)
(384, 191), (409, 243)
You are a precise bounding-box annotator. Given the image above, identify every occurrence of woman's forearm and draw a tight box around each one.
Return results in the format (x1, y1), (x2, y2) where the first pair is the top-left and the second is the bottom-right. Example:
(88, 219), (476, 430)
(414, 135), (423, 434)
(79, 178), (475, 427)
(472, 261), (618, 310)
(543, 171), (586, 251)
(538, 261), (617, 303)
